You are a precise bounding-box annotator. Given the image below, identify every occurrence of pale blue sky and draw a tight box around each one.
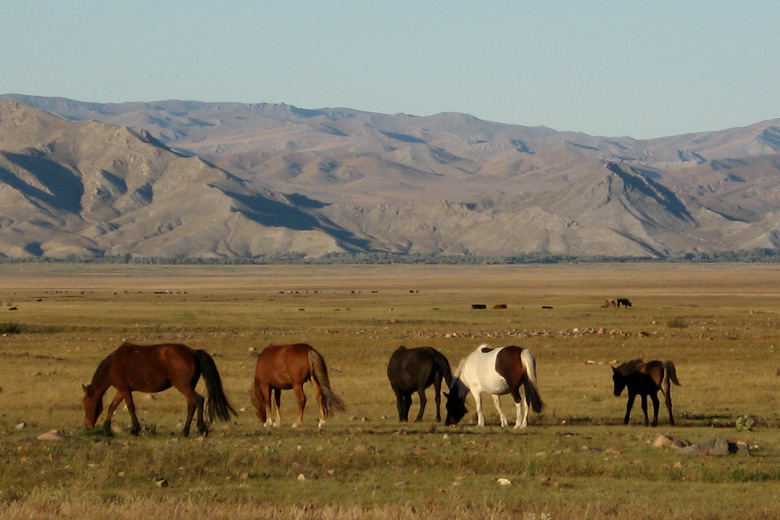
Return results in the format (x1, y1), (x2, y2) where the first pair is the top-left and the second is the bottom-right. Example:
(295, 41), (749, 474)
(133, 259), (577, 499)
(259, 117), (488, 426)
(3, 1), (778, 138)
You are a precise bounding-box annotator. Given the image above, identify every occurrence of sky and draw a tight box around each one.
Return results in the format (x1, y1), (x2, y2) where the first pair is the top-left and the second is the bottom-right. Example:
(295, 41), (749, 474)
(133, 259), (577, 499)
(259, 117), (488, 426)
(3, 1), (779, 139)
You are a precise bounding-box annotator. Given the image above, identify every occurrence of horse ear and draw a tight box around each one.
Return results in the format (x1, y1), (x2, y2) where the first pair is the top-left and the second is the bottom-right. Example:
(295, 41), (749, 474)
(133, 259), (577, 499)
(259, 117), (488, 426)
(82, 384), (88, 394)
(443, 391), (449, 398)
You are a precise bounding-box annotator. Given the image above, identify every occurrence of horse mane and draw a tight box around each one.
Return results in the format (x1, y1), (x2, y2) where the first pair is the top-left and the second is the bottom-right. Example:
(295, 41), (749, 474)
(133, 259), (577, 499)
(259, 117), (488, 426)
(615, 359), (644, 377)
(452, 358), (466, 379)
(88, 351), (115, 386)
(478, 343), (494, 354)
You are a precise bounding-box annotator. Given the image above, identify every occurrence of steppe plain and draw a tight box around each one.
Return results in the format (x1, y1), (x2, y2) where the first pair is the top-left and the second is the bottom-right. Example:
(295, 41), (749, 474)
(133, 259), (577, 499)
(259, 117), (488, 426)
(1, 263), (779, 519)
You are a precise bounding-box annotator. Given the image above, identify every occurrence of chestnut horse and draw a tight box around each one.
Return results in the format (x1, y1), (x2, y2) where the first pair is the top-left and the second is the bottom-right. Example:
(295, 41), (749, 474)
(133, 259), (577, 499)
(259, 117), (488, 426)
(445, 344), (544, 428)
(250, 343), (346, 428)
(612, 359), (680, 426)
(387, 346), (453, 422)
(82, 342), (236, 436)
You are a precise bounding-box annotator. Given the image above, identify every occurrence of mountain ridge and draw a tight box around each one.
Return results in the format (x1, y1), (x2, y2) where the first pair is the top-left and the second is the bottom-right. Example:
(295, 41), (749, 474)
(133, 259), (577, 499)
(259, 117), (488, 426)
(2, 95), (780, 260)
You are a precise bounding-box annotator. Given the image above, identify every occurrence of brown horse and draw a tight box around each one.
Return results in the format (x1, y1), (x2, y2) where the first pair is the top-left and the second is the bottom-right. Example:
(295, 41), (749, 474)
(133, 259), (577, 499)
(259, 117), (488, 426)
(83, 342), (236, 436)
(250, 343), (346, 429)
(612, 359), (680, 426)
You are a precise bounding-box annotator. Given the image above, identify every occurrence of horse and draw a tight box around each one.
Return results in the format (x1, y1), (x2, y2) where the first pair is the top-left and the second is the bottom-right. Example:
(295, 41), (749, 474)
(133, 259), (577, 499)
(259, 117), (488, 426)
(612, 359), (680, 426)
(445, 344), (544, 428)
(249, 343), (346, 429)
(616, 298), (632, 308)
(387, 346), (453, 422)
(82, 342), (237, 436)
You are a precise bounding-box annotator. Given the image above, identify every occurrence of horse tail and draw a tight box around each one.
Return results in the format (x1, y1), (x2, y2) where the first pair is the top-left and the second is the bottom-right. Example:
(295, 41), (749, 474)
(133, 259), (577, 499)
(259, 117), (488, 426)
(663, 361), (680, 386)
(434, 351), (454, 387)
(520, 348), (545, 413)
(308, 348), (346, 417)
(195, 350), (237, 423)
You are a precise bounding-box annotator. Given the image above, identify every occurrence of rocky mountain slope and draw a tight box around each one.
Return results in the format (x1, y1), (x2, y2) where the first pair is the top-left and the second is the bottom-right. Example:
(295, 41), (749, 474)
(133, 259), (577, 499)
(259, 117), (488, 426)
(2, 94), (780, 259)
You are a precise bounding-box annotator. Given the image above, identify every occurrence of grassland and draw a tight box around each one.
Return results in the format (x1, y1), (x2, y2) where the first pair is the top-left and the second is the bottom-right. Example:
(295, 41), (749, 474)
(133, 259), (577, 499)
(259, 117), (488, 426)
(1, 263), (780, 519)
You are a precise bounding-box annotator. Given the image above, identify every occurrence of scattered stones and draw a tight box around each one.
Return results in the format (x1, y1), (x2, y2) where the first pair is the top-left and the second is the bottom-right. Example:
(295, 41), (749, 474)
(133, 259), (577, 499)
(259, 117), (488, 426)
(15, 422), (27, 430)
(652, 434), (750, 456)
(652, 434), (691, 449)
(36, 430), (63, 442)
(496, 478), (512, 486)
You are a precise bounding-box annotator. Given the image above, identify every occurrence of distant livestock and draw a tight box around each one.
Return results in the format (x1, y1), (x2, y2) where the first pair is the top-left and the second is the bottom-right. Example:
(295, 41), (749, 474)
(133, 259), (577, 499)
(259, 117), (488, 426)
(471, 304), (487, 310)
(616, 298), (632, 308)
(601, 299), (617, 309)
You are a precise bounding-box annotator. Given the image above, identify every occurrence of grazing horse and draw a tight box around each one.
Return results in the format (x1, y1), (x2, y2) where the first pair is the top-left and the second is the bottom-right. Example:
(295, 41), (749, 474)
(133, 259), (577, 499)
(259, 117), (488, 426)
(250, 343), (346, 428)
(82, 342), (237, 436)
(387, 346), (453, 422)
(445, 344), (544, 428)
(616, 298), (632, 308)
(612, 359), (680, 426)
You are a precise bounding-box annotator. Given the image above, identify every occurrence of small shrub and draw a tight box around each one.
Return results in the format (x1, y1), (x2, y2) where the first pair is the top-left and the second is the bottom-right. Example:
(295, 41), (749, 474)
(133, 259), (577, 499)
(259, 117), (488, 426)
(0, 322), (24, 334)
(666, 317), (688, 329)
(735, 415), (755, 432)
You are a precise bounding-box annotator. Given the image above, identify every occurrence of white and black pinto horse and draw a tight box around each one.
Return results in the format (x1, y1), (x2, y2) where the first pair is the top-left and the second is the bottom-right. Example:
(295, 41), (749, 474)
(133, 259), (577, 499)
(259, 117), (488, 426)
(445, 344), (544, 428)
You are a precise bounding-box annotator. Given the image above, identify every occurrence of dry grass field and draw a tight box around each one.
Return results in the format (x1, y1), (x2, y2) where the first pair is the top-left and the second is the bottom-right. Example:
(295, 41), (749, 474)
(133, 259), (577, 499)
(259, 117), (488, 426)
(1, 263), (780, 519)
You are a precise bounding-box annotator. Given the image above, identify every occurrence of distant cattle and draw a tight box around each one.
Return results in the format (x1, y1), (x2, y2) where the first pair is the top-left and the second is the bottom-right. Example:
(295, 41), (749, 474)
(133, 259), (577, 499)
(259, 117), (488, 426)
(492, 304), (507, 310)
(601, 299), (617, 309)
(616, 298), (632, 308)
(471, 304), (487, 310)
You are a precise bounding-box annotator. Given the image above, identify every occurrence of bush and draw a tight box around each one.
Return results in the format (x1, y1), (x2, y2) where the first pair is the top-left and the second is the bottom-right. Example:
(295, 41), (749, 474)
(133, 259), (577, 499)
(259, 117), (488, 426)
(666, 317), (688, 328)
(0, 322), (24, 334)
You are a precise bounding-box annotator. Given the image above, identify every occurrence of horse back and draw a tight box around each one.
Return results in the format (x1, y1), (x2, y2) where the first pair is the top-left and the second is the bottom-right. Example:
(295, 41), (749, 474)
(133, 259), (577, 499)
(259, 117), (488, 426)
(642, 360), (667, 387)
(109, 342), (197, 392)
(493, 346), (527, 388)
(255, 343), (314, 388)
(387, 346), (438, 390)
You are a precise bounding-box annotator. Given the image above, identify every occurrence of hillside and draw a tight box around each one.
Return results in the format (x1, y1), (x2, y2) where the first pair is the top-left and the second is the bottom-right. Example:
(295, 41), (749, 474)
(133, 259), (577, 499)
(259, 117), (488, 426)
(2, 95), (780, 260)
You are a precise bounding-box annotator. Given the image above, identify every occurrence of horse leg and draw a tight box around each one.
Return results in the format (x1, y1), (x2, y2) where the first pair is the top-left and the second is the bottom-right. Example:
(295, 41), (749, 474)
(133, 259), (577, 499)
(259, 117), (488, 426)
(661, 378), (675, 426)
(292, 383), (307, 428)
(309, 378), (327, 429)
(624, 392), (636, 425)
(512, 388), (528, 429)
(640, 394), (650, 426)
(414, 387), (427, 422)
(663, 390), (674, 425)
(122, 392), (142, 435)
(103, 391), (126, 432)
(260, 384), (275, 428)
(650, 392), (661, 427)
(179, 387), (206, 437)
(433, 374), (443, 422)
(472, 389), (485, 427)
(272, 388), (282, 427)
(392, 386), (407, 421)
(491, 394), (509, 427)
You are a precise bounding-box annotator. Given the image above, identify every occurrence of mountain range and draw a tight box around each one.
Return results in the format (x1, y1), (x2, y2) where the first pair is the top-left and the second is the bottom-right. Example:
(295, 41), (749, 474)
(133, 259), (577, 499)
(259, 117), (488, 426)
(2, 94), (780, 260)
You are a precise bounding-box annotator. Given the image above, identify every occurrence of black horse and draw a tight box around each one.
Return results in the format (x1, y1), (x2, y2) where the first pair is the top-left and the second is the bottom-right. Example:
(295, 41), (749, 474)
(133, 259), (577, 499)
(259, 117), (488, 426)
(612, 359), (680, 426)
(387, 346), (453, 422)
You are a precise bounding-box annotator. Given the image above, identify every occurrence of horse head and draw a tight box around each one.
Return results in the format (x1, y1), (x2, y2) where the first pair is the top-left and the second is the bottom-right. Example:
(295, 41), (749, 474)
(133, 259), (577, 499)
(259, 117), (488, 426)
(444, 390), (467, 425)
(611, 366), (626, 396)
(82, 383), (103, 429)
(444, 376), (470, 426)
